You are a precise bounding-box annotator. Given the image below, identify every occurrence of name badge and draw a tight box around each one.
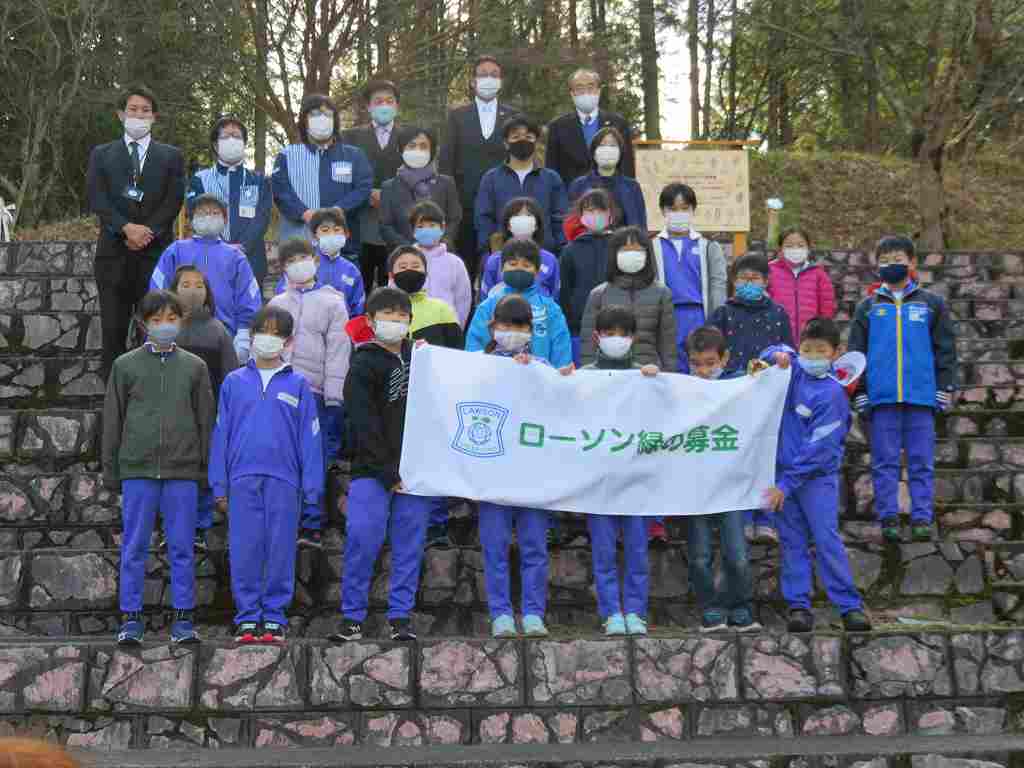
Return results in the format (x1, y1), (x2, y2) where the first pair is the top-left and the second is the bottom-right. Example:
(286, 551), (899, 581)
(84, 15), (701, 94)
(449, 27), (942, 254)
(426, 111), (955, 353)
(241, 185), (259, 203)
(124, 185), (144, 203)
(239, 206), (256, 219)
(332, 161), (353, 184)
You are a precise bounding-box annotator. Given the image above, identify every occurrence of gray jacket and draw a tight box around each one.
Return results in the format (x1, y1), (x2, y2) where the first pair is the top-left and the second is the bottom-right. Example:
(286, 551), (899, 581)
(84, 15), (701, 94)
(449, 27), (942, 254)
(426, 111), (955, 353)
(379, 173), (463, 252)
(580, 276), (678, 370)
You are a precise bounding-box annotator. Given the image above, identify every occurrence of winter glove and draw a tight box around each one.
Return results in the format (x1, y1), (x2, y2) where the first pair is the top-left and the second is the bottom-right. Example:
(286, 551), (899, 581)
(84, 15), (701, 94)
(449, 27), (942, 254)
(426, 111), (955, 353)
(853, 394), (870, 414)
(936, 390), (953, 412)
(234, 328), (251, 364)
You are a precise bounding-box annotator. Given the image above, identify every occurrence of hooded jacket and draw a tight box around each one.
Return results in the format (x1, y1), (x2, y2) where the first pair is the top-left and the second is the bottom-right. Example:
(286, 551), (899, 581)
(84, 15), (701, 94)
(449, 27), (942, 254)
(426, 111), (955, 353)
(466, 284), (573, 368)
(710, 294), (794, 375)
(481, 246), (561, 299)
(767, 256), (836, 343)
(652, 230), (728, 318)
(409, 291), (464, 349)
(343, 340), (413, 488)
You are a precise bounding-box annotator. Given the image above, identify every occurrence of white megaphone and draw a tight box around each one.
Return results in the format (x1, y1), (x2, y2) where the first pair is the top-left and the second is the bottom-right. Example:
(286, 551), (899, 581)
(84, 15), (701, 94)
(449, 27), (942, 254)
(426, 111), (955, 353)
(830, 351), (866, 387)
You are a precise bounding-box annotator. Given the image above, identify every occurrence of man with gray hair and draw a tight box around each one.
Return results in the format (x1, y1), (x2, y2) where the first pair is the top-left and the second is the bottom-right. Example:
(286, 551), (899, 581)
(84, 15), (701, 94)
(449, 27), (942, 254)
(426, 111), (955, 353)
(545, 68), (636, 187)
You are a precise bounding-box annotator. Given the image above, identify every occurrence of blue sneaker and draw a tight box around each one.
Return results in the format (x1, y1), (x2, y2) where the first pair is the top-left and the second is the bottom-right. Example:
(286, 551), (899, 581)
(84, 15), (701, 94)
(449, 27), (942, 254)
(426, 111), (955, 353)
(492, 614), (517, 638)
(625, 613), (648, 635)
(170, 610), (199, 645)
(701, 609), (728, 633)
(521, 614), (549, 637)
(117, 612), (145, 646)
(604, 613), (626, 636)
(729, 607), (761, 632)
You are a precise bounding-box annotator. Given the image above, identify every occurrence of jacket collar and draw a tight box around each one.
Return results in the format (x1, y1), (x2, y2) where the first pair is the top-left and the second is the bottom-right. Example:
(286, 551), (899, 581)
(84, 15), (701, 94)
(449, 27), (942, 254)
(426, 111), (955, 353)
(245, 358), (293, 374)
(656, 229), (705, 243)
(875, 279), (920, 301)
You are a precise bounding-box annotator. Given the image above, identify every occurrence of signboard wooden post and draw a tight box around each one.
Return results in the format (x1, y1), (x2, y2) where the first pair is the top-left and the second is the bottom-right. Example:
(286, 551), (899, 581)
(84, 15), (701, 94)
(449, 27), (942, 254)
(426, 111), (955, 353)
(633, 139), (758, 258)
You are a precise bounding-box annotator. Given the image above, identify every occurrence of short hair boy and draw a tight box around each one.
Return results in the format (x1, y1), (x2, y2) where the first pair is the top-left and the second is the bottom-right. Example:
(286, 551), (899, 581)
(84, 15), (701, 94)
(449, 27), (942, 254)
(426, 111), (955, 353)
(847, 235), (957, 542)
(209, 304), (324, 643)
(761, 317), (871, 633)
(332, 287), (433, 643)
(102, 290), (216, 645)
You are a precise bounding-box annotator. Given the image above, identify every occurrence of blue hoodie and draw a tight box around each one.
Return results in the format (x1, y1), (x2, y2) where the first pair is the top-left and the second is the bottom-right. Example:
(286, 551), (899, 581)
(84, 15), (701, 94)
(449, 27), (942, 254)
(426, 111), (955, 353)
(209, 360), (324, 515)
(480, 246), (561, 299)
(151, 237), (262, 336)
(761, 345), (850, 497)
(275, 248), (365, 318)
(466, 284), (573, 367)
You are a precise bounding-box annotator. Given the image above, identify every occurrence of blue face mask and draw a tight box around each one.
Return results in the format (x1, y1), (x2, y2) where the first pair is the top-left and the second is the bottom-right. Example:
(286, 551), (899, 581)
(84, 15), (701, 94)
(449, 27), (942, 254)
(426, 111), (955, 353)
(370, 104), (397, 125)
(414, 227), (443, 247)
(503, 269), (536, 292)
(735, 282), (765, 302)
(798, 357), (832, 379)
(147, 322), (179, 347)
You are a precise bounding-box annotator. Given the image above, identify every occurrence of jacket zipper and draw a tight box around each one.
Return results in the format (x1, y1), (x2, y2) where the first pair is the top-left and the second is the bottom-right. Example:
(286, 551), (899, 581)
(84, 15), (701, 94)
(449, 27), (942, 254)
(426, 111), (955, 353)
(895, 295), (904, 402)
(157, 356), (165, 479)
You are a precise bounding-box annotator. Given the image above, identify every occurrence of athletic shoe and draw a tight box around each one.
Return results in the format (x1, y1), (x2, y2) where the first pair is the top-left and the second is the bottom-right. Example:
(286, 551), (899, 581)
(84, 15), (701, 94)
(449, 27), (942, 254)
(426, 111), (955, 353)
(881, 523), (901, 543)
(117, 612), (145, 646)
(170, 609), (200, 644)
(911, 525), (932, 542)
(329, 619), (363, 642)
(521, 614), (549, 637)
(700, 610), (728, 633)
(603, 613), (626, 636)
(728, 607), (762, 632)
(390, 618), (417, 641)
(234, 622), (260, 644)
(753, 525), (779, 545)
(648, 521), (669, 547)
(787, 608), (815, 633)
(624, 613), (648, 635)
(842, 610), (872, 632)
(492, 614), (517, 638)
(425, 524), (452, 549)
(261, 621), (287, 643)
(297, 529), (323, 550)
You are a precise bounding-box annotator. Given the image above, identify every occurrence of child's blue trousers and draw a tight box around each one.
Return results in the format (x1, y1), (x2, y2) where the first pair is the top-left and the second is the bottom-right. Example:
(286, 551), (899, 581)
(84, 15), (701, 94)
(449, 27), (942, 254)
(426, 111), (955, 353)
(870, 404), (935, 525)
(587, 514), (649, 618)
(479, 502), (548, 619)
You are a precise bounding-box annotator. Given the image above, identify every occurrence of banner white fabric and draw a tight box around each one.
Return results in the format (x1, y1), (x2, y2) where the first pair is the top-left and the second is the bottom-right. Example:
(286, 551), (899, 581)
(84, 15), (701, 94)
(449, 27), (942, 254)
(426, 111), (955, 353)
(400, 346), (791, 516)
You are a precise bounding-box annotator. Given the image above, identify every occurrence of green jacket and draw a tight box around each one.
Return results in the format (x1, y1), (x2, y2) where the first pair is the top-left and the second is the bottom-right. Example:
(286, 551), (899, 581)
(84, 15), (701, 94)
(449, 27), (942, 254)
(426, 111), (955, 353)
(101, 345), (216, 488)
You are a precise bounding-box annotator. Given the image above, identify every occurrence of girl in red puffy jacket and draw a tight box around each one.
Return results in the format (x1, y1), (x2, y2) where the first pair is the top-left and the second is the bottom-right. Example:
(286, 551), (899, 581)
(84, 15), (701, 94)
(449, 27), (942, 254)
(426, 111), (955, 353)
(766, 228), (836, 343)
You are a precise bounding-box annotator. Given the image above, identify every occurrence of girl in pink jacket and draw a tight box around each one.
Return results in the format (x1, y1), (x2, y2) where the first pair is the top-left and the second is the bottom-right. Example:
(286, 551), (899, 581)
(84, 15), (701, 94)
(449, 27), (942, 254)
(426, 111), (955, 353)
(766, 228), (836, 343)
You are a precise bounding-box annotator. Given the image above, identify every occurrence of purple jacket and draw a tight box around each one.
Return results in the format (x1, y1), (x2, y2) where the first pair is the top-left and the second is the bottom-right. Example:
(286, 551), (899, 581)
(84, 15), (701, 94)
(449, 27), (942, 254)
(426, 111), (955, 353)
(417, 243), (472, 327)
(268, 284), (351, 402)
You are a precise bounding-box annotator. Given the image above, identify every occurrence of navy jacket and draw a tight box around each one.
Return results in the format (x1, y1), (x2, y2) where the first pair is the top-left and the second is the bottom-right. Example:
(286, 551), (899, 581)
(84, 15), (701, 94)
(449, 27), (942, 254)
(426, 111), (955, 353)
(567, 172), (647, 232)
(474, 164), (568, 256)
(710, 296), (794, 375)
(559, 233), (611, 334)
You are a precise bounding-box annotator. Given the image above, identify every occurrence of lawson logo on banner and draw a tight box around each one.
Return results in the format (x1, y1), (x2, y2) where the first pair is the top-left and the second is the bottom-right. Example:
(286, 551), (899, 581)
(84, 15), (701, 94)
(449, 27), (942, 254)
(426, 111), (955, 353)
(400, 346), (792, 516)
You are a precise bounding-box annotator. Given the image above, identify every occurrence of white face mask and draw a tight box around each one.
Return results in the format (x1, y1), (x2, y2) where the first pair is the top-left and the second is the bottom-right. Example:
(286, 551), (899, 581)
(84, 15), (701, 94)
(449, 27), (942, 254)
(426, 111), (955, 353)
(124, 117), (152, 140)
(573, 93), (599, 114)
(665, 210), (692, 233)
(218, 137), (245, 165)
(494, 330), (531, 352)
(403, 149), (431, 169)
(594, 145), (620, 168)
(476, 76), (501, 99)
(617, 249), (646, 274)
(509, 214), (537, 238)
(783, 247), (809, 265)
(598, 335), (633, 359)
(308, 113), (334, 141)
(374, 320), (409, 344)
(317, 234), (347, 255)
(192, 215), (224, 238)
(285, 258), (317, 284)
(251, 334), (286, 359)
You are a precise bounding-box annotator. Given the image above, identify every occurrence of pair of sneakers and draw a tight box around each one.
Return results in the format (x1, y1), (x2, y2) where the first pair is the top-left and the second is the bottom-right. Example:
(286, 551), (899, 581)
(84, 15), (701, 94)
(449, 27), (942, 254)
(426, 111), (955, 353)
(787, 608), (872, 633)
(882, 522), (932, 543)
(603, 613), (647, 636)
(492, 614), (548, 638)
(701, 607), (761, 633)
(234, 621), (287, 644)
(329, 617), (418, 642)
(117, 610), (199, 646)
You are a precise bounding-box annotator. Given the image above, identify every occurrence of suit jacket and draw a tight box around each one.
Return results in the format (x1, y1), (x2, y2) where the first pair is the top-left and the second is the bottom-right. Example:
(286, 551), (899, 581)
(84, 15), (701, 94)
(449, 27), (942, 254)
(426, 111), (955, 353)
(438, 101), (520, 208)
(341, 124), (404, 188)
(87, 138), (186, 261)
(545, 109), (636, 185)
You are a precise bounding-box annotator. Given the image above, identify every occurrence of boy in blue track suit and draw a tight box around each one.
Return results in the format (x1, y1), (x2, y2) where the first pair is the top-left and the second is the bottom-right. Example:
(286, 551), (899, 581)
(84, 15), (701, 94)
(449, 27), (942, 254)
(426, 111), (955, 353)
(209, 305), (323, 643)
(760, 318), (871, 634)
(847, 236), (957, 543)
(151, 193), (262, 362)
(187, 115), (273, 286)
(466, 239), (573, 368)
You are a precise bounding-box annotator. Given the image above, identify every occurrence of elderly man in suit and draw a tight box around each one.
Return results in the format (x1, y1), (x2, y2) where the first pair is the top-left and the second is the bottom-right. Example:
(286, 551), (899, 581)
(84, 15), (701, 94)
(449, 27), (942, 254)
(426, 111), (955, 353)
(86, 85), (186, 376)
(545, 69), (636, 187)
(438, 55), (519, 283)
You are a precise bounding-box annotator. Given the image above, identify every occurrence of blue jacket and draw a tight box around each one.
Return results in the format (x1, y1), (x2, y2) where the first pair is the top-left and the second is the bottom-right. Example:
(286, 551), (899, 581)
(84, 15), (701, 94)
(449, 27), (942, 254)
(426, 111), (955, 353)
(466, 284), (573, 368)
(481, 247), (560, 300)
(710, 295), (793, 375)
(150, 237), (262, 336)
(567, 172), (648, 232)
(762, 346), (849, 496)
(187, 164), (272, 279)
(847, 282), (957, 408)
(209, 360), (324, 514)
(474, 164), (568, 256)
(559, 233), (611, 334)
(275, 249), (365, 318)
(271, 142), (373, 248)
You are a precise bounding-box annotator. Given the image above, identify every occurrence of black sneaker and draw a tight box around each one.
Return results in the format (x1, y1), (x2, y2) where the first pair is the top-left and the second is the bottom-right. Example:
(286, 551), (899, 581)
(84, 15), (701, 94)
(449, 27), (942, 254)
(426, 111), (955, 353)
(297, 529), (323, 550)
(390, 618), (417, 641)
(261, 621), (287, 643)
(234, 621), (260, 644)
(328, 618), (363, 642)
(843, 610), (872, 632)
(194, 531), (208, 554)
(787, 608), (814, 633)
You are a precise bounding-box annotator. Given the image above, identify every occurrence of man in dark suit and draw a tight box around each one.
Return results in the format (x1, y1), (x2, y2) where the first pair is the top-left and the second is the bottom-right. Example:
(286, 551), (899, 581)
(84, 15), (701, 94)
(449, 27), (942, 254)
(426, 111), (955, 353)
(87, 85), (186, 376)
(438, 55), (519, 282)
(341, 79), (404, 291)
(545, 68), (636, 187)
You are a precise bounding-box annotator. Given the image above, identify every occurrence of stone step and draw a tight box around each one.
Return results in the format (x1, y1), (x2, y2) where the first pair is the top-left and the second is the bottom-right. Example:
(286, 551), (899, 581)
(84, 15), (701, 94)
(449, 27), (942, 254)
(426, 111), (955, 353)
(0, 632), (1022, 754)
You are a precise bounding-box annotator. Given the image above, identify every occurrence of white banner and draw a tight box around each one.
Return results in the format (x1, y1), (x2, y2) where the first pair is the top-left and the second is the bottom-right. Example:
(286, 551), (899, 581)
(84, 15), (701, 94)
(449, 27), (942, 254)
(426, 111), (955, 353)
(400, 347), (791, 516)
